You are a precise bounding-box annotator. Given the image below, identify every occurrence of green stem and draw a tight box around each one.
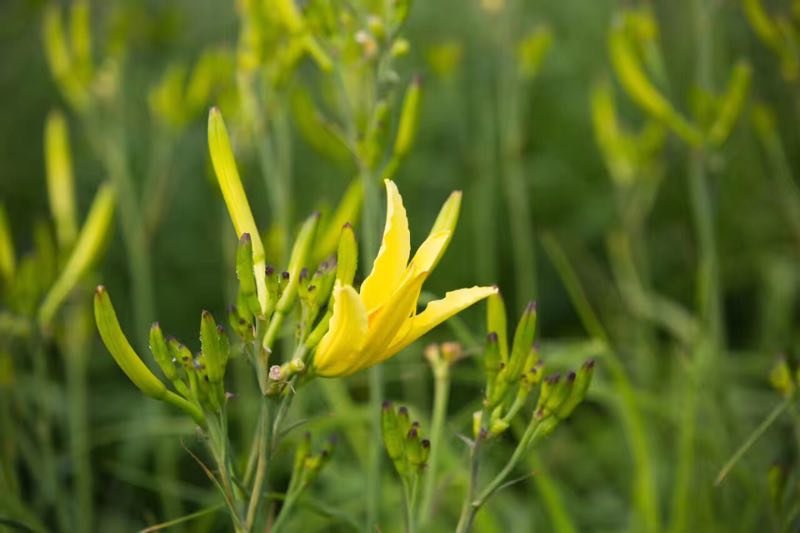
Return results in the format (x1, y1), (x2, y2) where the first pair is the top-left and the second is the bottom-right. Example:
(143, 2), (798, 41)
(245, 397), (272, 530)
(63, 300), (93, 531)
(420, 362), (450, 524)
(455, 437), (483, 533)
(30, 335), (69, 531)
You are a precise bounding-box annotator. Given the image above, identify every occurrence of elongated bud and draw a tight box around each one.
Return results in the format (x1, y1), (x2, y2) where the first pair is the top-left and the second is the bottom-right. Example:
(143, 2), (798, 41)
(708, 61), (752, 146)
(276, 212), (320, 313)
(95, 287), (165, 398)
(608, 17), (702, 146)
(406, 426), (424, 467)
(534, 373), (561, 419)
(200, 311), (225, 383)
(505, 302), (537, 383)
(0, 205), (15, 284)
(208, 107), (267, 313)
(486, 291), (508, 362)
(149, 323), (177, 381)
(484, 332), (501, 392)
(39, 184), (115, 326)
(397, 405), (411, 437)
(556, 360), (595, 418)
(393, 77), (421, 157)
(335, 223), (358, 286)
(45, 110), (78, 249)
(381, 401), (405, 462)
(391, 0), (412, 29)
(473, 410), (483, 439)
(311, 260), (337, 308)
(313, 181), (363, 263)
(236, 234), (262, 316)
(43, 4), (89, 110)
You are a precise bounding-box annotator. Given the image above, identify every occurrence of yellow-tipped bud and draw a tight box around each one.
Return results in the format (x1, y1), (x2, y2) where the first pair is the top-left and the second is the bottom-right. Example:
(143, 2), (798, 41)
(45, 110), (78, 249)
(335, 223), (358, 286)
(95, 286), (205, 425)
(94, 286), (167, 399)
(39, 183), (115, 326)
(208, 107), (267, 313)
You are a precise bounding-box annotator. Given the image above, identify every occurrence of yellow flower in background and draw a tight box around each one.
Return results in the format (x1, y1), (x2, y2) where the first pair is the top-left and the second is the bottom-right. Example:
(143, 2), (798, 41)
(313, 180), (497, 377)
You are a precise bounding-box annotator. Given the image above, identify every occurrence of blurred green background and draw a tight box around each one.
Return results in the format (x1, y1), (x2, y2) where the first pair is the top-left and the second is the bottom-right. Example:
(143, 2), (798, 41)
(2, 0), (800, 531)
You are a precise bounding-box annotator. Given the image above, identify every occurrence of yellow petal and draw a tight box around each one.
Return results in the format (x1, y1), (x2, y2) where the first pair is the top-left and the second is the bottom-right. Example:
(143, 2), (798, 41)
(208, 108), (267, 313)
(361, 268), (428, 368)
(359, 180), (410, 312)
(407, 230), (450, 275)
(384, 285), (498, 355)
(314, 282), (369, 377)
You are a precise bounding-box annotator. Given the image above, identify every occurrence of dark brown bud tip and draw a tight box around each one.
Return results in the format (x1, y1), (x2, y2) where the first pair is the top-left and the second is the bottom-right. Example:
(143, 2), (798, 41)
(411, 421), (420, 429)
(299, 268), (309, 281)
(202, 310), (211, 318)
(240, 233), (251, 243)
(566, 371), (576, 383)
(266, 264), (275, 276)
(398, 406), (409, 416)
(217, 325), (225, 334)
(546, 373), (561, 384)
(382, 400), (393, 410)
(407, 428), (418, 439)
(281, 271), (290, 280)
(342, 222), (352, 229)
(526, 301), (537, 312)
(487, 331), (499, 342)
(584, 359), (596, 369)
(308, 285), (316, 292)
(421, 439), (430, 449)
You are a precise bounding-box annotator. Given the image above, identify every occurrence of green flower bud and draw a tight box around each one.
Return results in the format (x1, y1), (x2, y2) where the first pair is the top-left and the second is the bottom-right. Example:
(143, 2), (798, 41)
(44, 110), (78, 250)
(150, 323), (177, 381)
(393, 77), (421, 158)
(95, 287), (204, 425)
(236, 233), (262, 317)
(200, 311), (225, 384)
(770, 357), (796, 398)
(39, 184), (115, 326)
(406, 426), (424, 468)
(275, 212), (320, 315)
(556, 361), (595, 419)
(505, 302), (537, 383)
(487, 292), (508, 362)
(381, 401), (405, 462)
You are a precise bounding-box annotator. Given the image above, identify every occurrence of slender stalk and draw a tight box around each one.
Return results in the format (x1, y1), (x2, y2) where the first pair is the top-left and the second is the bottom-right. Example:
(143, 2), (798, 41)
(455, 437), (483, 533)
(63, 300), (93, 531)
(245, 397), (272, 530)
(420, 361), (450, 524)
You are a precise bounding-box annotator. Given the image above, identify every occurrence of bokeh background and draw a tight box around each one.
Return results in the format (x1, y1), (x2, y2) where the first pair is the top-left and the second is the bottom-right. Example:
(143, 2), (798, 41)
(2, 0), (800, 531)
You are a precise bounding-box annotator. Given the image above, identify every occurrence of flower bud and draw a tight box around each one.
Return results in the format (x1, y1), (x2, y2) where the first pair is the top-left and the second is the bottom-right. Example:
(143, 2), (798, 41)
(277, 212), (320, 314)
(236, 233), (262, 316)
(393, 77), (421, 158)
(487, 292), (508, 362)
(200, 310), (225, 384)
(335, 223), (358, 287)
(150, 322), (177, 381)
(44, 110), (78, 249)
(505, 302), (537, 383)
(381, 401), (405, 463)
(208, 107), (267, 312)
(39, 184), (115, 326)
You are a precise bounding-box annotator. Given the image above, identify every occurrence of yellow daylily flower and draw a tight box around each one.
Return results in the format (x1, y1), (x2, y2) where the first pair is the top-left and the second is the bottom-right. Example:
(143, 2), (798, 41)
(313, 180), (497, 377)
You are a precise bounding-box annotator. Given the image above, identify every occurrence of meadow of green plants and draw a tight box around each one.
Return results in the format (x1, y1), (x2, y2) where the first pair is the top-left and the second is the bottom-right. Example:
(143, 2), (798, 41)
(2, 0), (800, 531)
